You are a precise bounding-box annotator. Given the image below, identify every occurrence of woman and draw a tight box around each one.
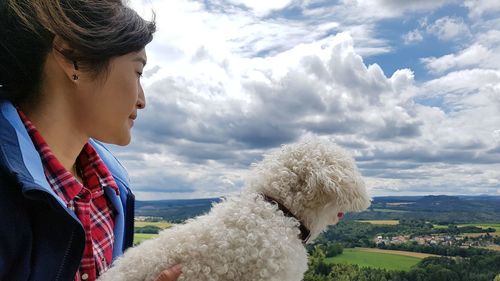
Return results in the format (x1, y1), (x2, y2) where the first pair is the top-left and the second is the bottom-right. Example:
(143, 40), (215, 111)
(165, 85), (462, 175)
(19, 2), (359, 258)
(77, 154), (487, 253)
(0, 1), (181, 280)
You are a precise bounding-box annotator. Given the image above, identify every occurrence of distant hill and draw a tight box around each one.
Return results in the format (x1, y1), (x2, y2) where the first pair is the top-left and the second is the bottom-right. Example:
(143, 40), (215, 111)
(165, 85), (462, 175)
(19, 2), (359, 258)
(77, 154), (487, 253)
(350, 195), (500, 223)
(135, 195), (500, 223)
(135, 198), (221, 222)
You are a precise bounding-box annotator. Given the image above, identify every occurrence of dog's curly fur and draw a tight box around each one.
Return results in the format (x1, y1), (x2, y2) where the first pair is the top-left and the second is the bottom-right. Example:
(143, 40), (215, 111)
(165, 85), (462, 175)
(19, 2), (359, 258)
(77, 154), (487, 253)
(98, 137), (371, 281)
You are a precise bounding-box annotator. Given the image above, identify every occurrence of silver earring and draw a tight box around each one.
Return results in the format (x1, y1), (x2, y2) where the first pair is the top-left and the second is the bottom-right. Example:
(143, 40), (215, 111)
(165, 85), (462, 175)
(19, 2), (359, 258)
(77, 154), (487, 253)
(72, 74), (79, 81)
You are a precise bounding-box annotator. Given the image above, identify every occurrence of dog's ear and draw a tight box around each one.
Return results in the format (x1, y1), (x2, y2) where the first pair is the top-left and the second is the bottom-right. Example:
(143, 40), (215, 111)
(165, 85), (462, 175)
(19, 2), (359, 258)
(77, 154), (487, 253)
(307, 164), (370, 211)
(299, 163), (347, 209)
(292, 140), (371, 212)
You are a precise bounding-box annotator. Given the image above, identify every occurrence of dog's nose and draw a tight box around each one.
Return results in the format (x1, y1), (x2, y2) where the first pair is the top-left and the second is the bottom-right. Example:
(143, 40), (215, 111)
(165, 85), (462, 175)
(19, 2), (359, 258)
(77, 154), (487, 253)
(337, 212), (344, 219)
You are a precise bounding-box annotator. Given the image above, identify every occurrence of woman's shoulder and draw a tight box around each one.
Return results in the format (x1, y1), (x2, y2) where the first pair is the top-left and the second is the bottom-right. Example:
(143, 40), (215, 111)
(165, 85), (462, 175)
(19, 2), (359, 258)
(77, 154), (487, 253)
(0, 167), (32, 238)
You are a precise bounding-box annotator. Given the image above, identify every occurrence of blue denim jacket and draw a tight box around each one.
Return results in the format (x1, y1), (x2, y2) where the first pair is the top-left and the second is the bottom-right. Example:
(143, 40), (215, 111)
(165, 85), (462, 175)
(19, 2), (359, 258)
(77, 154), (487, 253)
(0, 100), (135, 281)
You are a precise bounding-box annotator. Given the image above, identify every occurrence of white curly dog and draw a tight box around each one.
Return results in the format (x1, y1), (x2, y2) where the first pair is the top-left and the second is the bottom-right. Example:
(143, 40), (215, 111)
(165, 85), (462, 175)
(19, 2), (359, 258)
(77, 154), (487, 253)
(98, 137), (371, 281)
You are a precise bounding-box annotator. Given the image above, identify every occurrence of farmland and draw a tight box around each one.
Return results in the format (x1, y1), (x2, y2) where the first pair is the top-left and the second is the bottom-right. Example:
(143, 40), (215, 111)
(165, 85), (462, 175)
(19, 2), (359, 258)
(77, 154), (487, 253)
(353, 247), (439, 258)
(325, 248), (424, 271)
(133, 196), (500, 280)
(434, 223), (500, 237)
(134, 220), (172, 245)
(135, 221), (173, 229)
(357, 220), (399, 225)
(459, 223), (500, 232)
(133, 233), (158, 245)
(434, 223), (500, 231)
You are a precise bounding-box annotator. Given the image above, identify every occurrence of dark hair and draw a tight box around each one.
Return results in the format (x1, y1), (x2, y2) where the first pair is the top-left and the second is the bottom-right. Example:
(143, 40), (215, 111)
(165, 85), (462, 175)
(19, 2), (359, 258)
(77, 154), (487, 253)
(0, 0), (156, 104)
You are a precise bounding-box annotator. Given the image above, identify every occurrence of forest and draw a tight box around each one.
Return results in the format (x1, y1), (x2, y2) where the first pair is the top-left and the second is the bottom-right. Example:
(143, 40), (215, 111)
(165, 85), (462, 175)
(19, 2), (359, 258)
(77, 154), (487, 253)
(303, 219), (500, 281)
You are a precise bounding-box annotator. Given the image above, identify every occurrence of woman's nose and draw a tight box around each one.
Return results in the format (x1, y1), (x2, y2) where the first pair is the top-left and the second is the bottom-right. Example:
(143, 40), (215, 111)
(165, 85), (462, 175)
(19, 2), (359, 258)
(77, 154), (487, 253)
(137, 84), (146, 109)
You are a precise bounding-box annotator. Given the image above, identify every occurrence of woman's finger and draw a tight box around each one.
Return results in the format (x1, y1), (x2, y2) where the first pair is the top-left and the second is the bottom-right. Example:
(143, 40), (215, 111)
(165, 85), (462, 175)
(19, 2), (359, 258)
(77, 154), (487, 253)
(154, 264), (183, 281)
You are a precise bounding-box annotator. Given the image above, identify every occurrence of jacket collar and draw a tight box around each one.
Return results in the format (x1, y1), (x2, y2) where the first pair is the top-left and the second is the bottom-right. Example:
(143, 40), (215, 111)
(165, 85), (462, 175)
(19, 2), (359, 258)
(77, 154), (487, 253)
(0, 101), (64, 199)
(0, 100), (129, 205)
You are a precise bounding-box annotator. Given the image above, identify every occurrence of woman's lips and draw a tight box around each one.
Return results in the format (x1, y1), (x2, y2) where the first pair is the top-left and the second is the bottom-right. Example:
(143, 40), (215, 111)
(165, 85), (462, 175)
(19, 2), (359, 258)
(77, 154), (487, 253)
(129, 114), (137, 127)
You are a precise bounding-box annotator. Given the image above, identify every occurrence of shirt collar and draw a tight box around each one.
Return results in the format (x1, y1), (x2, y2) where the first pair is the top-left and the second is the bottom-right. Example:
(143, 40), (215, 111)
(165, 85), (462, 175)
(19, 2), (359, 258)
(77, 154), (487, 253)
(16, 109), (119, 204)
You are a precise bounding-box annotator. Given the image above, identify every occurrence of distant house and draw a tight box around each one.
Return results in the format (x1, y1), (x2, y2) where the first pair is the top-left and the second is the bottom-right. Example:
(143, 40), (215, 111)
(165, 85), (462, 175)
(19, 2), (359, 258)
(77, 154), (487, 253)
(135, 216), (163, 222)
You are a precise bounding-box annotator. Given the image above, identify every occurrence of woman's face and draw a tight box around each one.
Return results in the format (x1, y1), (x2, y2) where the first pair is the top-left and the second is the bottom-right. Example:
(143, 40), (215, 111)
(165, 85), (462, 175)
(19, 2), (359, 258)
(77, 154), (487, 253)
(79, 49), (147, 146)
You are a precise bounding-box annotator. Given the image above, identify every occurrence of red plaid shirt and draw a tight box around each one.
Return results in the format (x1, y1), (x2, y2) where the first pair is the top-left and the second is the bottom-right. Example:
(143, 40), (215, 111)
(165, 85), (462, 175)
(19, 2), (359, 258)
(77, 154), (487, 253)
(18, 109), (120, 281)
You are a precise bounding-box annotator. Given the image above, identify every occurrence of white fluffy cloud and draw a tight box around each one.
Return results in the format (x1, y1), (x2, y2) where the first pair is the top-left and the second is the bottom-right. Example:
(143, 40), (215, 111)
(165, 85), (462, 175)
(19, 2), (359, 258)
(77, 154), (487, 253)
(421, 44), (492, 74)
(426, 16), (470, 41)
(225, 0), (294, 16)
(464, 0), (500, 18)
(298, 0), (453, 24)
(119, 32), (422, 198)
(402, 29), (423, 45)
(420, 10), (500, 74)
(113, 0), (500, 199)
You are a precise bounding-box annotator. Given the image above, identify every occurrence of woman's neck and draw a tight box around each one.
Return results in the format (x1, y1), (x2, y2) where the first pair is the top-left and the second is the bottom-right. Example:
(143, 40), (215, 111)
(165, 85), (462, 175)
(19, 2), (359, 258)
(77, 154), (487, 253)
(18, 93), (89, 179)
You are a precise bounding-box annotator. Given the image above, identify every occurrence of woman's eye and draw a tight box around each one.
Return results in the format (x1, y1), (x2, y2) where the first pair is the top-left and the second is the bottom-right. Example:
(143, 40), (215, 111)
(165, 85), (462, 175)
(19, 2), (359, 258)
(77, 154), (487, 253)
(137, 72), (143, 77)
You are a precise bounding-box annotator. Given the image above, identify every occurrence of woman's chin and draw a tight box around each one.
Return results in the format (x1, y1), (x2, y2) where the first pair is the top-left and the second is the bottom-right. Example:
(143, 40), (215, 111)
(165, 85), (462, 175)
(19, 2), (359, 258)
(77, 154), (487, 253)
(116, 134), (132, 146)
(97, 131), (131, 146)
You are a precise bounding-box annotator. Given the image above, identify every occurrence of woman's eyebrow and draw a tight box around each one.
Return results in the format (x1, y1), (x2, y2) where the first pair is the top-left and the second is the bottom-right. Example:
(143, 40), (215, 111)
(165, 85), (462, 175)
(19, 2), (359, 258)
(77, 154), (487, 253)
(133, 56), (147, 67)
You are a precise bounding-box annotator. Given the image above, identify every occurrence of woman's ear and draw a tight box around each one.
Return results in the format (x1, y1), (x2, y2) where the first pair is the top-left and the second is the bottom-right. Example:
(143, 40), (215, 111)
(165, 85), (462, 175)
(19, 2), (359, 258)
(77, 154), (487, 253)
(51, 35), (79, 82)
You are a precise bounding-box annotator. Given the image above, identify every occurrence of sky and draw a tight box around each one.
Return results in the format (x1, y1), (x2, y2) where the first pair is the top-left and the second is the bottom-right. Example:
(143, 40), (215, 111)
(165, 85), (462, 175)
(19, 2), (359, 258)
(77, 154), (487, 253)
(110, 0), (500, 200)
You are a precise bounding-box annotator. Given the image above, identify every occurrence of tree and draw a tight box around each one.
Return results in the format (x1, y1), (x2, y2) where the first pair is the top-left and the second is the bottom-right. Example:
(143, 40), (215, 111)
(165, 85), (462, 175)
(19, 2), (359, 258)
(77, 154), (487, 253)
(306, 246), (333, 276)
(134, 225), (161, 234)
(429, 268), (459, 281)
(324, 242), (344, 257)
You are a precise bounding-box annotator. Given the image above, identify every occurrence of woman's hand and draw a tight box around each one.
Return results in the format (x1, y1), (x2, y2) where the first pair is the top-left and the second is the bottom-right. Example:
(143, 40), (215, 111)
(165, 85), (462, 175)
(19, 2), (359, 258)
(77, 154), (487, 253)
(154, 264), (183, 281)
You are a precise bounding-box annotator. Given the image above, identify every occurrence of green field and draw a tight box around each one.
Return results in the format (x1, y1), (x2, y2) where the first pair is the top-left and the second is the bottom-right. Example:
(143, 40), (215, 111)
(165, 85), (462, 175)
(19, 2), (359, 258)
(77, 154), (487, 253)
(459, 223), (500, 237)
(135, 221), (173, 229)
(133, 233), (159, 245)
(357, 220), (400, 225)
(326, 248), (423, 271)
(433, 224), (449, 229)
(134, 220), (172, 245)
(434, 223), (500, 230)
(434, 223), (500, 236)
(458, 223), (500, 231)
